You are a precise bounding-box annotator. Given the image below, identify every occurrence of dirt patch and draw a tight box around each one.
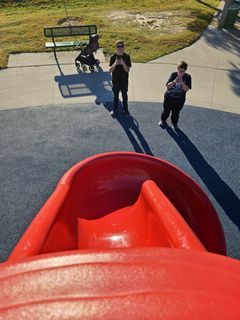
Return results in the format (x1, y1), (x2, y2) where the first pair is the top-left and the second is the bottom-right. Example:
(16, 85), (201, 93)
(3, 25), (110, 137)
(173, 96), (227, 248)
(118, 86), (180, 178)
(108, 11), (187, 33)
(58, 17), (83, 26)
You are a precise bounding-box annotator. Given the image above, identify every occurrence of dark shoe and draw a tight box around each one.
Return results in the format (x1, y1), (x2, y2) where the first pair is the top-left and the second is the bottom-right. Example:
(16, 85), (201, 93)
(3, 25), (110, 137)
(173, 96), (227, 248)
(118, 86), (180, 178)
(158, 121), (167, 128)
(172, 123), (179, 130)
(124, 110), (130, 117)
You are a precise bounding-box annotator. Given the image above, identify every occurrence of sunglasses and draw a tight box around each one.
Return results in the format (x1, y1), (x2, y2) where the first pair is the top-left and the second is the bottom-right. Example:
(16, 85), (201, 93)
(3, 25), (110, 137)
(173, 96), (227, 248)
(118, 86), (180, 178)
(116, 45), (124, 48)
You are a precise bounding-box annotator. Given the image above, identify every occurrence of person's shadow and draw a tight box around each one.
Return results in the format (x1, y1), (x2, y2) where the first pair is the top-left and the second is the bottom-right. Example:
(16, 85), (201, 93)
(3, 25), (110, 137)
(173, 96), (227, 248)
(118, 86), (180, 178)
(165, 126), (240, 230)
(103, 102), (154, 156)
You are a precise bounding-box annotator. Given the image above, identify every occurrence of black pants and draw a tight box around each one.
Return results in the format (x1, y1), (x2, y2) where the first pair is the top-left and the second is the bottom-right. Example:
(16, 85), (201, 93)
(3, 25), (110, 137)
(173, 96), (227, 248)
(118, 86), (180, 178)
(112, 84), (129, 112)
(161, 96), (185, 124)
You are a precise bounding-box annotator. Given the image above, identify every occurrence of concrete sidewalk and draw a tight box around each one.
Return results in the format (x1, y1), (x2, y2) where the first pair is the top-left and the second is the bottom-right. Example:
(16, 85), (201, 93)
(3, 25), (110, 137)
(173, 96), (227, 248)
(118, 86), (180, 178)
(0, 26), (239, 114)
(150, 26), (240, 113)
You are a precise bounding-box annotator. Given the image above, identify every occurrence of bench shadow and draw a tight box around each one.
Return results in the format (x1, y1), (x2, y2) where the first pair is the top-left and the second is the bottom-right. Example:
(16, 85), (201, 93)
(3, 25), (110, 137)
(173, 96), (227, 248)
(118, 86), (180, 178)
(55, 70), (113, 102)
(103, 102), (154, 156)
(54, 54), (113, 103)
(165, 126), (240, 230)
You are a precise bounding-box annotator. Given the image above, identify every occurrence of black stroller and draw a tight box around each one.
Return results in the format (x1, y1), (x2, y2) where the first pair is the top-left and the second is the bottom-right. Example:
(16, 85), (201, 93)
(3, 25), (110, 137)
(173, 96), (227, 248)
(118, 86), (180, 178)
(75, 34), (101, 73)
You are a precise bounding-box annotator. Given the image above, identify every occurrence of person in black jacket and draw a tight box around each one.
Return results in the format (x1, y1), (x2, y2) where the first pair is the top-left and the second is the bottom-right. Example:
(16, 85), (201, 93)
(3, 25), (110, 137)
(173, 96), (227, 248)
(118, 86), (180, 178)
(109, 40), (132, 117)
(159, 61), (192, 129)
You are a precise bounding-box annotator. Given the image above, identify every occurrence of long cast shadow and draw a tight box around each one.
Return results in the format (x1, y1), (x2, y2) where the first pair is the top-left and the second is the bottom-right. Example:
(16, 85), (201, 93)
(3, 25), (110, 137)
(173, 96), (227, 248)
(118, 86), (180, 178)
(196, 0), (219, 10)
(103, 102), (154, 156)
(202, 25), (240, 52)
(166, 126), (240, 229)
(186, 19), (240, 99)
(55, 70), (113, 102)
(229, 62), (240, 97)
(53, 52), (113, 102)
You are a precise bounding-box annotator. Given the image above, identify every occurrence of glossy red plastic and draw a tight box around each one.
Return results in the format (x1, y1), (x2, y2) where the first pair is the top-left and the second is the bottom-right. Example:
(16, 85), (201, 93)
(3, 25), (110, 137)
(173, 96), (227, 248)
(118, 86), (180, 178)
(7, 152), (226, 262)
(77, 180), (205, 251)
(1, 248), (240, 319)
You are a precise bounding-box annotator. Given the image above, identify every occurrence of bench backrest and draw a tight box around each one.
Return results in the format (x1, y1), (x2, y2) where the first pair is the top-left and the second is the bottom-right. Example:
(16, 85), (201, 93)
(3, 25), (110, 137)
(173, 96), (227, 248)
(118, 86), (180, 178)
(44, 25), (97, 38)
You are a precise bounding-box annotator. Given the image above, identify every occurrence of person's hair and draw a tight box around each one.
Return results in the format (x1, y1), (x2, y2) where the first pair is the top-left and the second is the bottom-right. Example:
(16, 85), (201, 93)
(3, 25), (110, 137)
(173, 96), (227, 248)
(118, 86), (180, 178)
(178, 61), (188, 71)
(116, 40), (124, 47)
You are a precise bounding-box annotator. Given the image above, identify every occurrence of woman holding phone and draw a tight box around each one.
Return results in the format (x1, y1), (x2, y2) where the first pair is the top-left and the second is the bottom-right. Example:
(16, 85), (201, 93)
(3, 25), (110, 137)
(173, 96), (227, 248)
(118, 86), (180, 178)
(159, 61), (192, 129)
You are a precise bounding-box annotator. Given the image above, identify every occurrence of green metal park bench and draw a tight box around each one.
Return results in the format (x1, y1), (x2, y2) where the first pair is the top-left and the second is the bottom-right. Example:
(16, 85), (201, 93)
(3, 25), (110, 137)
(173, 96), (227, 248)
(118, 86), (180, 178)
(43, 25), (98, 51)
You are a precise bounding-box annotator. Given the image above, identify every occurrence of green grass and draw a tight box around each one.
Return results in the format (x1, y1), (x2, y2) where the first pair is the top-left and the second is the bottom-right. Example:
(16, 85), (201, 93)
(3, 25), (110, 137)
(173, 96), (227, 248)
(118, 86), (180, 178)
(0, 0), (220, 68)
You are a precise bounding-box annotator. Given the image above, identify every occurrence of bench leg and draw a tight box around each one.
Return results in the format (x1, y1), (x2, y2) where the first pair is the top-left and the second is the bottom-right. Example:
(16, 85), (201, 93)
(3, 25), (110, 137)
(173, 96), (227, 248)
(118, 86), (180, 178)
(53, 47), (57, 60)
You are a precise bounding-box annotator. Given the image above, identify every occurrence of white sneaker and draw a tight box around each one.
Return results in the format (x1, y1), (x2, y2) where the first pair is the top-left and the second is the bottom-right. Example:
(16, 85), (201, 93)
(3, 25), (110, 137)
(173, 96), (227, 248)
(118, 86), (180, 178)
(158, 121), (166, 128)
(110, 110), (116, 117)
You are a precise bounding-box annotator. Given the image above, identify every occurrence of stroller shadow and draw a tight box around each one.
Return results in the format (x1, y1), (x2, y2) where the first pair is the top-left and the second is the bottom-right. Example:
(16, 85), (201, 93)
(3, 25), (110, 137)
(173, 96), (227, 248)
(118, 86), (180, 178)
(165, 126), (240, 230)
(103, 102), (154, 156)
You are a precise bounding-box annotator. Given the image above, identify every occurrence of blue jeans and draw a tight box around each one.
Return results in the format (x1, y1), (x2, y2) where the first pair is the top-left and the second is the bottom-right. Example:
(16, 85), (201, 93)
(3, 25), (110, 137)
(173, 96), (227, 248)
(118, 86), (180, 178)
(112, 84), (129, 112)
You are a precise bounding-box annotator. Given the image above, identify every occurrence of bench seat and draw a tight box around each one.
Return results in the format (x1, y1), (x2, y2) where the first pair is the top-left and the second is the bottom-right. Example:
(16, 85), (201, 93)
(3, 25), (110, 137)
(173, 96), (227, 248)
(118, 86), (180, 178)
(45, 40), (89, 48)
(43, 25), (97, 52)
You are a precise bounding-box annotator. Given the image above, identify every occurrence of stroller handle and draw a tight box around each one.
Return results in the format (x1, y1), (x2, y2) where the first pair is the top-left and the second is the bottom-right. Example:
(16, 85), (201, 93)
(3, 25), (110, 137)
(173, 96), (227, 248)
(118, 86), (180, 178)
(75, 43), (86, 50)
(75, 34), (103, 51)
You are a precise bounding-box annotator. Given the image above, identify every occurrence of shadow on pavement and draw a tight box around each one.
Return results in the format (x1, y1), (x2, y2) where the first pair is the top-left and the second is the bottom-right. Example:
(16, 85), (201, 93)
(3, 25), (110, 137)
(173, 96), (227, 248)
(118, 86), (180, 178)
(103, 102), (154, 156)
(202, 21), (240, 53)
(229, 62), (240, 97)
(166, 126), (240, 230)
(54, 54), (113, 102)
(201, 27), (240, 98)
(55, 70), (113, 101)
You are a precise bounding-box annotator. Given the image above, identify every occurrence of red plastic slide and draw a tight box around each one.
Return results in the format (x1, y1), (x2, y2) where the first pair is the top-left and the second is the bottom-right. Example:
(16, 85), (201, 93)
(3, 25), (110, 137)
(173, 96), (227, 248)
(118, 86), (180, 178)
(2, 152), (238, 319)
(8, 152), (226, 261)
(1, 248), (240, 319)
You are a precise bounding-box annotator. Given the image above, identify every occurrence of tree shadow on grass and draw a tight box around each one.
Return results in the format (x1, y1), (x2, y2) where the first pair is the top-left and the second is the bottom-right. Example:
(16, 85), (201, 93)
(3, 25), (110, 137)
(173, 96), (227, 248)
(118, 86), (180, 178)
(186, 11), (216, 33)
(196, 0), (219, 11)
(165, 126), (240, 230)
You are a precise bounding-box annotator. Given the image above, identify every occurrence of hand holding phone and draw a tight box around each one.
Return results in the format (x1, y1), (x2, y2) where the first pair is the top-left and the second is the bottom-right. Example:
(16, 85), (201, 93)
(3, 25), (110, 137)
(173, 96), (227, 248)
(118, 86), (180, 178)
(175, 74), (183, 84)
(117, 55), (123, 64)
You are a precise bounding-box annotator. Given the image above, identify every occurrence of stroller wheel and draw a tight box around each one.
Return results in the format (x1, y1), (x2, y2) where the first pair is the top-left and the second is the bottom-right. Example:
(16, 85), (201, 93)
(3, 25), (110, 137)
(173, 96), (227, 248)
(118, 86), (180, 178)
(95, 59), (100, 66)
(89, 66), (95, 72)
(82, 64), (87, 72)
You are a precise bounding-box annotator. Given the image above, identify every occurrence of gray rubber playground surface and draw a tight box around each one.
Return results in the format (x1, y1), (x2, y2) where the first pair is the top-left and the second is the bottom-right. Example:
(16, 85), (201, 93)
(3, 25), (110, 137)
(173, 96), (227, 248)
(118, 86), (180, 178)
(0, 101), (239, 261)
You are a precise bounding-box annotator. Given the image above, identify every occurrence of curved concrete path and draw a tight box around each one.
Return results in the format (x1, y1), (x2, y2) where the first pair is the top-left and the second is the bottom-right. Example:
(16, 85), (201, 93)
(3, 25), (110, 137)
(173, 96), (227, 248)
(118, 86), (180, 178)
(1, 25), (239, 113)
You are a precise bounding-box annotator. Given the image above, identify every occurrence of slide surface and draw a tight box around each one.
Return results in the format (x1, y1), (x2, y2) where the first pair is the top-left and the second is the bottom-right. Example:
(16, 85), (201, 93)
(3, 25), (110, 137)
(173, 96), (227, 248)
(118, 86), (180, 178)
(8, 152), (226, 261)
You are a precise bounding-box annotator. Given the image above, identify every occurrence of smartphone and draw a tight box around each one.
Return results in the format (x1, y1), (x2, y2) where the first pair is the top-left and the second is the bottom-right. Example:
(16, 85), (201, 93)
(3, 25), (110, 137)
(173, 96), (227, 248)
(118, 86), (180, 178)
(117, 55), (122, 60)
